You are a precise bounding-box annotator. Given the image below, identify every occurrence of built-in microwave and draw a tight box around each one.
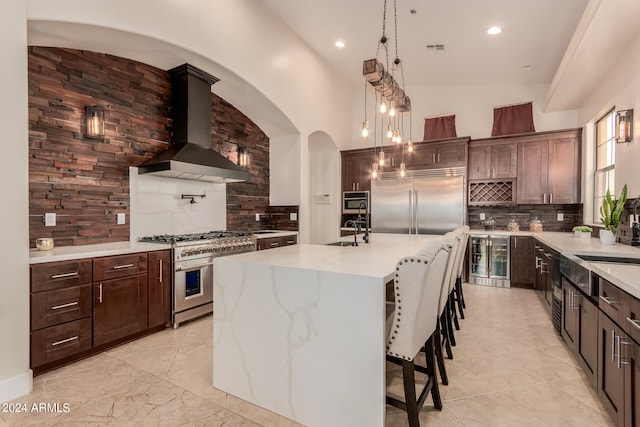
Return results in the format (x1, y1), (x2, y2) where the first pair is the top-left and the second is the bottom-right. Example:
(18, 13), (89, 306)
(343, 191), (369, 214)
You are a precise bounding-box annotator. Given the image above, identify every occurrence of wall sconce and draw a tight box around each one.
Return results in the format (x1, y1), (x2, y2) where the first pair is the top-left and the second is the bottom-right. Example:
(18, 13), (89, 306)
(616, 109), (633, 143)
(85, 105), (104, 139)
(237, 146), (249, 167)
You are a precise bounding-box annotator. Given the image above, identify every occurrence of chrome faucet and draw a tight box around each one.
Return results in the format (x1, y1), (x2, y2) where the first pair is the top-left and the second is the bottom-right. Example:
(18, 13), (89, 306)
(632, 198), (640, 246)
(344, 220), (359, 246)
(357, 200), (370, 243)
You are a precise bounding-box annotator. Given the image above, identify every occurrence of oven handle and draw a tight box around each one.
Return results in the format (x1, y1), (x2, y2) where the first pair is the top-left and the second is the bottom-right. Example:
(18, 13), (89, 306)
(176, 261), (214, 272)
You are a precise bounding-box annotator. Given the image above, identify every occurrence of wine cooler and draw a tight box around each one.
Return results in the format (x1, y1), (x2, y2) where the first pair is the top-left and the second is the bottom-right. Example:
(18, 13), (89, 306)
(468, 235), (510, 287)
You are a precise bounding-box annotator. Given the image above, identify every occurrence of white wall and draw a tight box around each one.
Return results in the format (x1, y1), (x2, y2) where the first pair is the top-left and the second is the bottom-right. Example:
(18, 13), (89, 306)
(348, 83), (579, 149)
(308, 132), (340, 244)
(270, 135), (301, 206)
(0, 3), (32, 402)
(129, 168), (226, 241)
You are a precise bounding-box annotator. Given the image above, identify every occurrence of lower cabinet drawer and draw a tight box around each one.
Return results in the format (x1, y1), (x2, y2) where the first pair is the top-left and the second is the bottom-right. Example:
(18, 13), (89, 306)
(31, 284), (92, 330)
(31, 318), (92, 368)
(599, 278), (627, 324)
(627, 296), (640, 343)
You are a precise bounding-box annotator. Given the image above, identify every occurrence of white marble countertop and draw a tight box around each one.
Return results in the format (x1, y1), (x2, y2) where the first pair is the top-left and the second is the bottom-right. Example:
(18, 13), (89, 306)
(252, 230), (298, 239)
(588, 262), (640, 298)
(29, 241), (171, 264)
(217, 233), (437, 282)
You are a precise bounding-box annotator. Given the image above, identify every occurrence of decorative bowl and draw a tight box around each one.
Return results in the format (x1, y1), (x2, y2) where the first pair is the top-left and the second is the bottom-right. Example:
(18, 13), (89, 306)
(35, 238), (54, 251)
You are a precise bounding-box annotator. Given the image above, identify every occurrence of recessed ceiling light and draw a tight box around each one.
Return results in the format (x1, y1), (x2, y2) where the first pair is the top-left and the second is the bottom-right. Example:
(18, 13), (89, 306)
(487, 26), (502, 35)
(335, 41), (345, 48)
(521, 64), (535, 71)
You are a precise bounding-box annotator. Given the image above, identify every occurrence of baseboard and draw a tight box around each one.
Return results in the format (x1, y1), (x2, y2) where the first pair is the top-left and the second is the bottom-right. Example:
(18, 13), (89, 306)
(0, 370), (32, 403)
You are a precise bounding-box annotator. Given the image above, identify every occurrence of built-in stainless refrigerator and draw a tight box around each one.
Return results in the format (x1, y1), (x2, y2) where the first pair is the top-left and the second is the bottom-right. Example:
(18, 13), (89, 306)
(371, 167), (465, 235)
(468, 235), (510, 287)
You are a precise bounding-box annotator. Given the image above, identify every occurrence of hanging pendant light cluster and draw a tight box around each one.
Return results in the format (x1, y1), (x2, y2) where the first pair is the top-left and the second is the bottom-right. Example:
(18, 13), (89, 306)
(362, 0), (413, 179)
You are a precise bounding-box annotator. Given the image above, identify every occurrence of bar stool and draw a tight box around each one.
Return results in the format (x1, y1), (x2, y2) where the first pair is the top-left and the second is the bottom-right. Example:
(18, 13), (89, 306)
(386, 239), (449, 427)
(453, 226), (470, 318)
(440, 232), (460, 356)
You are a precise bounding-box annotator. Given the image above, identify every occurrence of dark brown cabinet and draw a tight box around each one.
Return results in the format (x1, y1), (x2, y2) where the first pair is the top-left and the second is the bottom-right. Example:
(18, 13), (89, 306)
(30, 260), (93, 371)
(93, 253), (149, 346)
(148, 250), (171, 329)
(257, 235), (297, 251)
(341, 149), (373, 192)
(468, 143), (517, 180)
(624, 336), (640, 427)
(562, 281), (598, 387)
(599, 312), (626, 426)
(517, 130), (581, 204)
(410, 139), (467, 169)
(510, 236), (534, 288)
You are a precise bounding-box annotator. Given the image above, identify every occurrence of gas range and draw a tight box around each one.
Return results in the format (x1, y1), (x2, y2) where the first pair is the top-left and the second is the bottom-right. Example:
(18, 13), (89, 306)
(140, 231), (257, 261)
(139, 230), (257, 328)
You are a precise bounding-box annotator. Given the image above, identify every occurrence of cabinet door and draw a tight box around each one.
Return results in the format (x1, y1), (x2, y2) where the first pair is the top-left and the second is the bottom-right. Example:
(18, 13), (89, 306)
(625, 337), (640, 427)
(599, 313), (625, 426)
(510, 236), (534, 288)
(562, 282), (578, 348)
(282, 235), (298, 246)
(468, 146), (491, 179)
(491, 144), (517, 178)
(436, 144), (466, 166)
(577, 294), (598, 387)
(148, 251), (171, 329)
(411, 144), (438, 168)
(517, 140), (548, 204)
(357, 152), (372, 191)
(341, 154), (359, 192)
(94, 275), (148, 346)
(258, 237), (281, 251)
(548, 137), (580, 204)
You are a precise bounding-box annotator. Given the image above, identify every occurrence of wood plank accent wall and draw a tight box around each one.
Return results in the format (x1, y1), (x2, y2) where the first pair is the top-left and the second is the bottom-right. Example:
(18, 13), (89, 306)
(28, 47), (278, 248)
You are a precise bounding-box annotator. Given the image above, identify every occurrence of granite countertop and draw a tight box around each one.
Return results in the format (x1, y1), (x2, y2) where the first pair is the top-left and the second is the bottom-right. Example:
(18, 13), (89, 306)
(29, 241), (172, 264)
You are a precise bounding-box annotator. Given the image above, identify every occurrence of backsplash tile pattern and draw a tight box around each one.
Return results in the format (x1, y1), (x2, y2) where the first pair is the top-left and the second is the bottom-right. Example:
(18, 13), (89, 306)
(467, 204), (582, 232)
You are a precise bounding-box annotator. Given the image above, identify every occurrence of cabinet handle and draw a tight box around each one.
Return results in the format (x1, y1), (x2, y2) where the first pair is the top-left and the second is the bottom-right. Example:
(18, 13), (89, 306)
(627, 317), (640, 331)
(51, 301), (78, 311)
(599, 295), (619, 306)
(52, 336), (78, 347)
(611, 330), (616, 362)
(356, 182), (359, 191)
(619, 337), (631, 367)
(270, 242), (279, 247)
(543, 193), (548, 204)
(432, 153), (436, 163)
(569, 289), (574, 311)
(550, 193), (553, 204)
(51, 272), (79, 279)
(437, 153), (441, 163)
(159, 259), (163, 284)
(352, 183), (355, 191)
(540, 261), (548, 274)
(112, 264), (134, 270)
(535, 256), (541, 269)
(98, 283), (103, 304)
(286, 240), (295, 244)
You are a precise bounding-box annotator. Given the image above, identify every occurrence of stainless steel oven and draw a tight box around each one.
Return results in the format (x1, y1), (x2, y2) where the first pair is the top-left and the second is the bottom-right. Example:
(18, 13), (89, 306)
(140, 231), (257, 328)
(343, 191), (369, 214)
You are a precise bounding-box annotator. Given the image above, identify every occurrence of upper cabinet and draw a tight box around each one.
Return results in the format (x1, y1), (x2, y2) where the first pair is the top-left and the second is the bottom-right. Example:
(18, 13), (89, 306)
(517, 129), (581, 204)
(468, 143), (517, 180)
(341, 149), (373, 192)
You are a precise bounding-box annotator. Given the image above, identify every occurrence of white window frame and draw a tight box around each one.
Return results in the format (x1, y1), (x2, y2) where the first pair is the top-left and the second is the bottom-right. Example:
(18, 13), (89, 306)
(593, 109), (616, 224)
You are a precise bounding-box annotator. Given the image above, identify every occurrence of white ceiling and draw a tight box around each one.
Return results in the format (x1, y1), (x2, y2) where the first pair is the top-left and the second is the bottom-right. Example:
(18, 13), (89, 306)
(259, 0), (591, 86)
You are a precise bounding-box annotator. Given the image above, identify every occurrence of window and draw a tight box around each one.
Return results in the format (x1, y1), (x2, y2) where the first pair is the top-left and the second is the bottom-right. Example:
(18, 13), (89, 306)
(594, 109), (616, 222)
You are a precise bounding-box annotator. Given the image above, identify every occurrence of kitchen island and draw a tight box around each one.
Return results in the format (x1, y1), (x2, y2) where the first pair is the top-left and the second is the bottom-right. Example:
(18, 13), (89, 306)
(213, 233), (438, 427)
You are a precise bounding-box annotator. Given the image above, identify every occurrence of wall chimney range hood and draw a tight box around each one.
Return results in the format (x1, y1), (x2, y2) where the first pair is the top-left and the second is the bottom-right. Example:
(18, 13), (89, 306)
(138, 63), (250, 183)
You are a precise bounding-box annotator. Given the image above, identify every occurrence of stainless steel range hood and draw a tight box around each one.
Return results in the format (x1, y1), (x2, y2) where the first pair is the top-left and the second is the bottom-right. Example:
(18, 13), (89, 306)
(138, 64), (250, 183)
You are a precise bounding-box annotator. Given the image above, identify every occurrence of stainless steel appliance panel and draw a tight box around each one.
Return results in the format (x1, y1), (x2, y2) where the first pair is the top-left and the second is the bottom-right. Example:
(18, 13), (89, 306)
(371, 168), (465, 235)
(174, 255), (214, 314)
(468, 235), (510, 287)
(414, 175), (465, 234)
(371, 178), (414, 233)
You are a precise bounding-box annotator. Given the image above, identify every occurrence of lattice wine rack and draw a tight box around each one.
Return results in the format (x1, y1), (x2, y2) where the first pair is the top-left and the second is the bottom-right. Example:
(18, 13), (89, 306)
(468, 180), (515, 205)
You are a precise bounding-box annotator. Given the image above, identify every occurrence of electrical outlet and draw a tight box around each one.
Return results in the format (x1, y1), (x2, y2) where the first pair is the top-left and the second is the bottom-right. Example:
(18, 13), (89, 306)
(632, 214), (639, 224)
(255, 213), (260, 221)
(290, 212), (297, 221)
(117, 213), (126, 225)
(479, 213), (486, 221)
(557, 213), (564, 221)
(44, 213), (56, 227)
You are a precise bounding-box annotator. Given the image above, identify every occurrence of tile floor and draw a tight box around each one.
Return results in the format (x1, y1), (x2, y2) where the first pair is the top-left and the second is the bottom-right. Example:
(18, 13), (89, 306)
(1, 285), (614, 426)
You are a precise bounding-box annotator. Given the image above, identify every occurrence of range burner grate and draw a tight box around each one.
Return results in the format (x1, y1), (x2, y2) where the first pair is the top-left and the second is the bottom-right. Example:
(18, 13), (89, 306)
(140, 230), (253, 243)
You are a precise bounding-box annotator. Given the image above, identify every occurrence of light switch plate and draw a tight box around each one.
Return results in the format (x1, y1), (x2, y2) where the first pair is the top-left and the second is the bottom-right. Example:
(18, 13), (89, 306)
(557, 213), (564, 221)
(290, 212), (297, 221)
(479, 213), (486, 221)
(44, 213), (56, 227)
(117, 213), (126, 225)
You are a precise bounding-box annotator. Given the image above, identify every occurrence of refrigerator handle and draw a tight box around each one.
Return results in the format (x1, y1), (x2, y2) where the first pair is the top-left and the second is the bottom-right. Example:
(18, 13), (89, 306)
(415, 190), (419, 234)
(408, 189), (413, 234)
